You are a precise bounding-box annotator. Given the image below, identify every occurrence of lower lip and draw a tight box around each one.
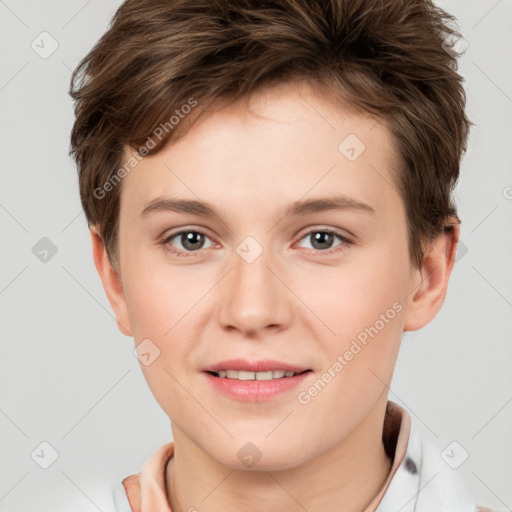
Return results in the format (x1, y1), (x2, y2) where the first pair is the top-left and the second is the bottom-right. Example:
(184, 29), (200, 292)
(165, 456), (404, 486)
(202, 371), (312, 402)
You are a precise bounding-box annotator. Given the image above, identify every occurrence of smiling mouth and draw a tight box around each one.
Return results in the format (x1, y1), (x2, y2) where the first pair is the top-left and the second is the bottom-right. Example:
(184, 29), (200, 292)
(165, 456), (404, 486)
(205, 369), (312, 381)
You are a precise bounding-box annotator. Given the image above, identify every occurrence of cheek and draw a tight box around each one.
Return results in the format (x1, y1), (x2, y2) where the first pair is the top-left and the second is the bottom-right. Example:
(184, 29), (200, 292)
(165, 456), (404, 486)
(121, 241), (205, 339)
(120, 247), (210, 401)
(122, 263), (196, 415)
(293, 244), (408, 391)
(299, 252), (407, 341)
(290, 264), (406, 442)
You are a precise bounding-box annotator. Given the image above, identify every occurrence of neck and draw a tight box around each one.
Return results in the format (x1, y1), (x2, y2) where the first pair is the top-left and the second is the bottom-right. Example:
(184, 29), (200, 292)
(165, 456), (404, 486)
(165, 397), (392, 512)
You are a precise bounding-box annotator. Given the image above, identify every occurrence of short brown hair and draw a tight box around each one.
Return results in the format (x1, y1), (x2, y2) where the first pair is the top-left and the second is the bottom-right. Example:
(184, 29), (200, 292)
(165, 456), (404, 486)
(69, 0), (471, 271)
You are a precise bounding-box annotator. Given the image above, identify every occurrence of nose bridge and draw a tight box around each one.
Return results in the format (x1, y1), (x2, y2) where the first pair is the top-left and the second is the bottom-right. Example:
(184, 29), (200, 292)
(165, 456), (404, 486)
(218, 235), (288, 333)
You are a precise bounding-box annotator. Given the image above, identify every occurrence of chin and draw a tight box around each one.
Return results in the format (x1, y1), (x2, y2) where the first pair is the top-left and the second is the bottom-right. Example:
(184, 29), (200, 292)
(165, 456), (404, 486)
(208, 438), (306, 472)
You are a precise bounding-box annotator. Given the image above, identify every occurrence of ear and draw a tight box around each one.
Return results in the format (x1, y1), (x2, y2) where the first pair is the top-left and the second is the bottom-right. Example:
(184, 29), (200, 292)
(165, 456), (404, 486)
(89, 225), (133, 337)
(403, 218), (460, 331)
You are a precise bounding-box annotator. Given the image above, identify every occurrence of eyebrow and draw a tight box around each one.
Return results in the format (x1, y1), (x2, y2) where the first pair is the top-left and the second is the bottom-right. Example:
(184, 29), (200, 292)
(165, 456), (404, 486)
(139, 195), (375, 220)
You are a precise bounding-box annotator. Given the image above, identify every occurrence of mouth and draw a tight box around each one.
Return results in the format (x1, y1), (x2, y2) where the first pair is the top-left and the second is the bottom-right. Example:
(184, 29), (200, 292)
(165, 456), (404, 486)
(201, 358), (313, 402)
(201, 360), (314, 402)
(204, 369), (312, 381)
(201, 358), (312, 379)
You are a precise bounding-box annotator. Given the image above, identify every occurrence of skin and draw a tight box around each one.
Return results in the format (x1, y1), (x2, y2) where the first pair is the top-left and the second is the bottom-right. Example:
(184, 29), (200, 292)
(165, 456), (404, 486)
(91, 80), (459, 512)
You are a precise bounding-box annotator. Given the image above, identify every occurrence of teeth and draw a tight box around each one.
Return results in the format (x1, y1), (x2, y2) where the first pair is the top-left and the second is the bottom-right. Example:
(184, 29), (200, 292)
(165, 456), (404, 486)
(215, 369), (299, 380)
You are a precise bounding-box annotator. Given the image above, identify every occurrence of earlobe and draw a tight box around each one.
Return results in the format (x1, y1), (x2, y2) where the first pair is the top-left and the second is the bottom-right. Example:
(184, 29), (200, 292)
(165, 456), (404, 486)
(89, 226), (133, 337)
(403, 220), (460, 332)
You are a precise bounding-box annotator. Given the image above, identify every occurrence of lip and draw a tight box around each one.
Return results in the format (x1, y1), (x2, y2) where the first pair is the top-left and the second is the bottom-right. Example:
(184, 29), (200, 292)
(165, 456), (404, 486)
(202, 370), (312, 402)
(201, 358), (310, 373)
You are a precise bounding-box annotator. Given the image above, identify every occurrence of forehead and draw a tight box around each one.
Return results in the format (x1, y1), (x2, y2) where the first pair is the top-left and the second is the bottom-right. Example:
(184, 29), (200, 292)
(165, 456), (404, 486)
(119, 81), (400, 222)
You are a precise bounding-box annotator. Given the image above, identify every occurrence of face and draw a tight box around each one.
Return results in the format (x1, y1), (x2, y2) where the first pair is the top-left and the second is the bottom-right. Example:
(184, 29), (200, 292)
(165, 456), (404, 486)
(95, 81), (452, 471)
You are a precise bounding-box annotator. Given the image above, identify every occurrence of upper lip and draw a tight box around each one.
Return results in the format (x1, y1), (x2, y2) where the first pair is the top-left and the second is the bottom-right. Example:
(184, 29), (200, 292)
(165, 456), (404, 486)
(202, 359), (310, 373)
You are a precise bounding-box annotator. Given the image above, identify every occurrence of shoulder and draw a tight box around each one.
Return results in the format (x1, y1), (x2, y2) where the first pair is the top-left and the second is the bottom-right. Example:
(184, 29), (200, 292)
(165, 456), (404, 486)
(378, 404), (498, 512)
(410, 427), (500, 512)
(82, 472), (140, 512)
(120, 473), (142, 512)
(53, 472), (136, 512)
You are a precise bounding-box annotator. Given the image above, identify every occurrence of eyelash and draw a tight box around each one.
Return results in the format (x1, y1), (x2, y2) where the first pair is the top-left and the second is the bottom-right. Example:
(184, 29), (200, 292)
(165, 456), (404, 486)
(160, 227), (354, 258)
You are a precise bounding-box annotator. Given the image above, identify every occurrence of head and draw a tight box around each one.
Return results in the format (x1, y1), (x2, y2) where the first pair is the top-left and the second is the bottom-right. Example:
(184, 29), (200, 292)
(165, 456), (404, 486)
(69, 0), (470, 469)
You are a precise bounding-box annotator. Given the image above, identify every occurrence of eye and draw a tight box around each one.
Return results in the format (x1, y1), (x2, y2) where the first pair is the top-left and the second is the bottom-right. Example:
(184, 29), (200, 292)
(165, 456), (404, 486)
(295, 228), (353, 254)
(161, 227), (353, 258)
(161, 228), (214, 256)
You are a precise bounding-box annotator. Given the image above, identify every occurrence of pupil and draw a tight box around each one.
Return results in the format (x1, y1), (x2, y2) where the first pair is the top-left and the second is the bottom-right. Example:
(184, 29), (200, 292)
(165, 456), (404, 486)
(312, 232), (332, 250)
(182, 232), (204, 250)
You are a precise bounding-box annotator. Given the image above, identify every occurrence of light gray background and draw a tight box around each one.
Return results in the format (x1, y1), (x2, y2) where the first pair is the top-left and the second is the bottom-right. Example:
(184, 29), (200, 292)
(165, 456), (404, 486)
(0, 1), (511, 511)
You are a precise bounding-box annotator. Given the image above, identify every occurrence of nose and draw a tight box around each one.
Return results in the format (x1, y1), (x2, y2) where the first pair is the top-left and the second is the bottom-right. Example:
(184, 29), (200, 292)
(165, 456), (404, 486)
(217, 239), (293, 337)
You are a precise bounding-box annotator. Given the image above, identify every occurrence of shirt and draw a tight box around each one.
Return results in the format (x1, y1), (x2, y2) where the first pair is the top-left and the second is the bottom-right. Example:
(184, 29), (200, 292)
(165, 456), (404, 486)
(103, 400), (498, 512)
